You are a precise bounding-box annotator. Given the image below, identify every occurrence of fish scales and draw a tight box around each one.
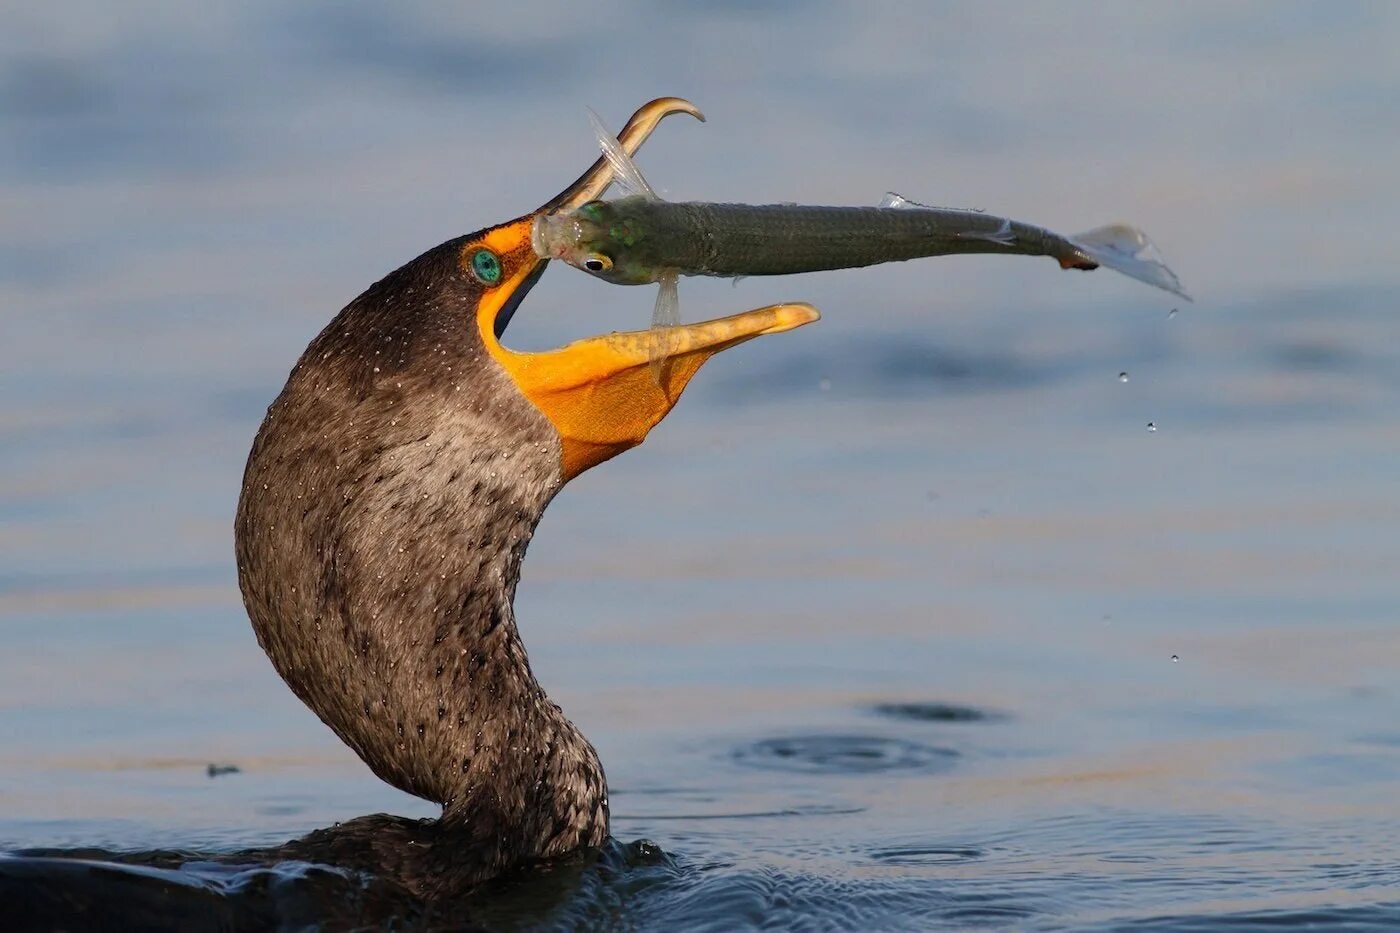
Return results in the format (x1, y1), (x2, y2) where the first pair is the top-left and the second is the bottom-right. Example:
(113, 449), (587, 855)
(624, 200), (1071, 277)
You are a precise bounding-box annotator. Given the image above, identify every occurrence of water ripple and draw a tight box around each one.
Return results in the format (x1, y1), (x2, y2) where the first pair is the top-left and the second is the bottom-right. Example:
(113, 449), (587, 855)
(729, 734), (958, 775)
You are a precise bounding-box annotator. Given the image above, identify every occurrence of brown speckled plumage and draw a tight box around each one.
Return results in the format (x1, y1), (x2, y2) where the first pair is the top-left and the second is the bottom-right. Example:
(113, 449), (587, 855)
(235, 223), (607, 897)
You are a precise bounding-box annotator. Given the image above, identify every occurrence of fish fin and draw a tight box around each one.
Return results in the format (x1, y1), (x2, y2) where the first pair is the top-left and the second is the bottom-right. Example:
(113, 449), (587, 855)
(1068, 224), (1192, 301)
(959, 217), (1017, 246)
(883, 192), (1019, 246)
(649, 271), (681, 382)
(588, 107), (659, 200)
(879, 191), (986, 213)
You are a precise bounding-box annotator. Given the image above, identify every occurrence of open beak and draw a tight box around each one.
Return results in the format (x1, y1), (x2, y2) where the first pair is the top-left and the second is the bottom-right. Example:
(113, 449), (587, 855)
(471, 98), (820, 481)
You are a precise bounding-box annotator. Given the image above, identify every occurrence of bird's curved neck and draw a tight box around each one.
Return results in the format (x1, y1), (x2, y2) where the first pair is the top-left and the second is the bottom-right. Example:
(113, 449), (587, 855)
(235, 251), (609, 879)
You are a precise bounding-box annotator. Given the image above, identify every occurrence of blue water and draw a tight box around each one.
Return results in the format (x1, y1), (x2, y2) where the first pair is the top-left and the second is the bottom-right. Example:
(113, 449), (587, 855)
(3, 2), (1400, 928)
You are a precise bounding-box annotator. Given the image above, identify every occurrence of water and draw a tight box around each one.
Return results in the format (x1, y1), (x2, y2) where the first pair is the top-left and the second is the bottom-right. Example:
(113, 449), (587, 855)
(4, 2), (1400, 928)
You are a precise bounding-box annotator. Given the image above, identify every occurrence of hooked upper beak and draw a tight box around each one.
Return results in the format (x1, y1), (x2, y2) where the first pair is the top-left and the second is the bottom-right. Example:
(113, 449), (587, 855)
(470, 98), (820, 482)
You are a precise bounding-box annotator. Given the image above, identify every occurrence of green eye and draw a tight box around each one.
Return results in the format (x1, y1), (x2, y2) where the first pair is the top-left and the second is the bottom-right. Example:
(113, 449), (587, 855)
(471, 248), (502, 284)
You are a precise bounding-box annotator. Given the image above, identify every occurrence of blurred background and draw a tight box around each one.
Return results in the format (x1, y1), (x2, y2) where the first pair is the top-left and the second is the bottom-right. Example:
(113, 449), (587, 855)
(3, 2), (1399, 927)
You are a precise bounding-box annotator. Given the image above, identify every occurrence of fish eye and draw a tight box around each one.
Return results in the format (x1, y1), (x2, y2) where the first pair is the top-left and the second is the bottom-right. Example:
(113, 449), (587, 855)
(470, 248), (502, 285)
(582, 254), (613, 273)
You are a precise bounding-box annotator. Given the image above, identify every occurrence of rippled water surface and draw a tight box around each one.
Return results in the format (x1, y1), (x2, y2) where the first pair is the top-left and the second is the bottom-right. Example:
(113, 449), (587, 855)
(4, 2), (1400, 929)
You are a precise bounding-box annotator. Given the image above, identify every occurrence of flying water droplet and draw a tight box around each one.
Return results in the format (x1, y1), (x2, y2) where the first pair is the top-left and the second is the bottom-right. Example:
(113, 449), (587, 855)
(1167, 308), (1179, 319)
(1118, 372), (1130, 383)
(1170, 654), (1180, 662)
(1147, 422), (1157, 432)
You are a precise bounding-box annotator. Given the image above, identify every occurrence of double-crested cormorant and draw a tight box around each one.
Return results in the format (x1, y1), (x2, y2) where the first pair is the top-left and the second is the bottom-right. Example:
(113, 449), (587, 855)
(234, 99), (817, 897)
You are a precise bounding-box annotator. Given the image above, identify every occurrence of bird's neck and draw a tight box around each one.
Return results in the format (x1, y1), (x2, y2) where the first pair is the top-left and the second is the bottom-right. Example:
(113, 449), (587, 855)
(236, 309), (609, 878)
(418, 527), (610, 867)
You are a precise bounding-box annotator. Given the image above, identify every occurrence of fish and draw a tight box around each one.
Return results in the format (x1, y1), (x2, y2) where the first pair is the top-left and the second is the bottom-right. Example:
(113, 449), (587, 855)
(531, 109), (1190, 367)
(535, 193), (1190, 295)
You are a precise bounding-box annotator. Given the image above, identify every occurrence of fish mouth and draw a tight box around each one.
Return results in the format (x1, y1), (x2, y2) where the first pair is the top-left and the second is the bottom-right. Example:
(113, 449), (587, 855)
(529, 213), (581, 265)
(527, 97), (700, 270)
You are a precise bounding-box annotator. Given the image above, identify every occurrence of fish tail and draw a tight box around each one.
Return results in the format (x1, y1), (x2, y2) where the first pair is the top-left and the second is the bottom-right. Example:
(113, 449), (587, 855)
(1066, 224), (1191, 300)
